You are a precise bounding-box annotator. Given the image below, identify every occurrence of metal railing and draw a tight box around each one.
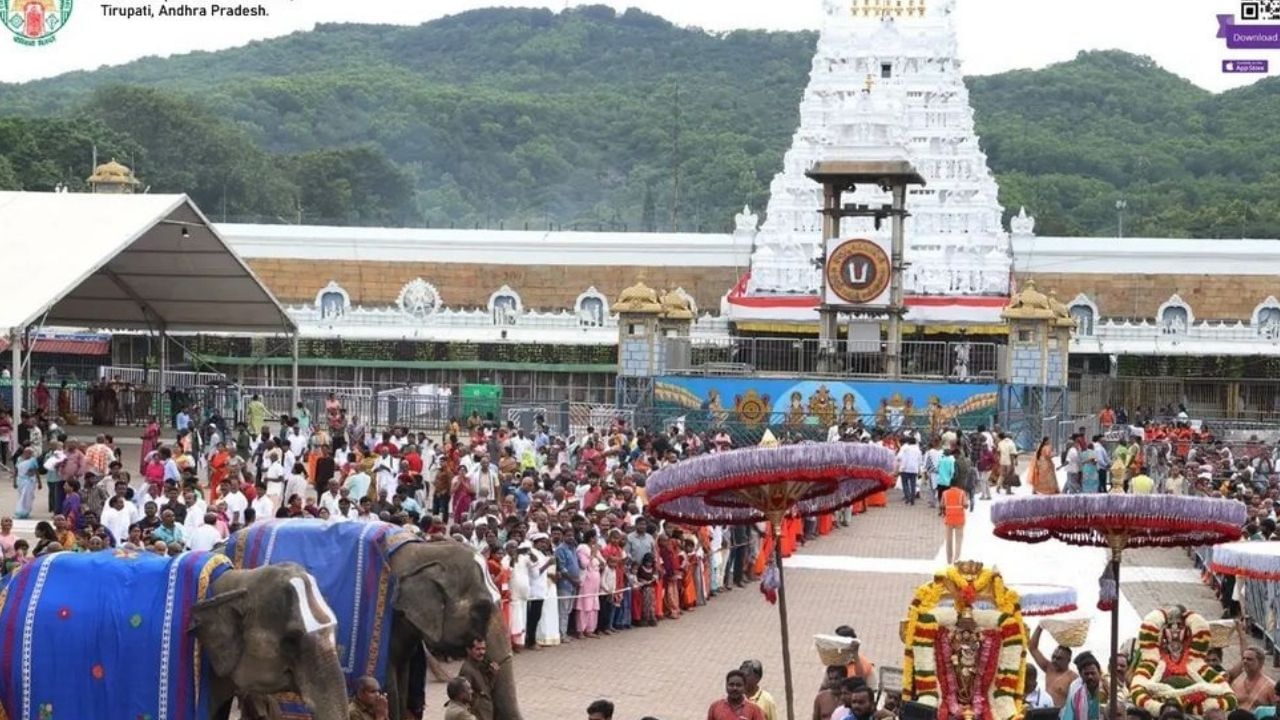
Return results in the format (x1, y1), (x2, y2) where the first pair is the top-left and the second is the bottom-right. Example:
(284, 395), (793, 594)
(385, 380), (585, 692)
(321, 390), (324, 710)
(1079, 375), (1280, 421)
(665, 336), (1000, 381)
(97, 366), (229, 389)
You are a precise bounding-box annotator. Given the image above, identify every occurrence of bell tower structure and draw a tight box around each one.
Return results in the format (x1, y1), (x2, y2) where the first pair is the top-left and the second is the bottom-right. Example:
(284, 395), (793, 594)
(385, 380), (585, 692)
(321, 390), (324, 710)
(731, 0), (1016, 329)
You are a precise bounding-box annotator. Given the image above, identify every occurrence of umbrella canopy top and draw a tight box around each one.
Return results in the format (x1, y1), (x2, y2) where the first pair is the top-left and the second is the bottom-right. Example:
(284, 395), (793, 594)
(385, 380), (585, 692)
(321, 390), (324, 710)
(646, 442), (895, 526)
(991, 495), (1246, 549)
(938, 583), (1078, 617)
(1210, 541), (1280, 580)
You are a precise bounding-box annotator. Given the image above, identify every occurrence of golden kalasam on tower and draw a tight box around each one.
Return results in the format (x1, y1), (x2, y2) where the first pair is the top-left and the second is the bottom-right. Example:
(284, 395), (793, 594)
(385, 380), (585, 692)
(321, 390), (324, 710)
(86, 159), (142, 193)
(1000, 279), (1054, 321)
(659, 289), (695, 320)
(614, 281), (663, 314)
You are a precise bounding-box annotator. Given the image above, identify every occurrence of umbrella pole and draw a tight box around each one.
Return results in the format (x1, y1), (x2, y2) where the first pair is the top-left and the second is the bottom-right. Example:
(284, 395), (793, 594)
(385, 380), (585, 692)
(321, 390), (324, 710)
(774, 522), (797, 720)
(1108, 544), (1122, 720)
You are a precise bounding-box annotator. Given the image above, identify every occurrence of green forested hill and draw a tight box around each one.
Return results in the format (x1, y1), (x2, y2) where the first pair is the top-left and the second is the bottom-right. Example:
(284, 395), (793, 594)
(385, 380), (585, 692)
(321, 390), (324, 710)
(2, 6), (1279, 237)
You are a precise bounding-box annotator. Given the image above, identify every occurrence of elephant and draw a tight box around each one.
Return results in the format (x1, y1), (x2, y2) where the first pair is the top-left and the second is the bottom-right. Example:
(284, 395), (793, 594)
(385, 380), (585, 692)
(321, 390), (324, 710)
(228, 520), (523, 720)
(0, 549), (348, 720)
(385, 537), (523, 720)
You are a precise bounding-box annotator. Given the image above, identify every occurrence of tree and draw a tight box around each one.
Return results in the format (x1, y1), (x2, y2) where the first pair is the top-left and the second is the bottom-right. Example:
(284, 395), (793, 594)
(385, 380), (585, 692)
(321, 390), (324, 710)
(2, 13), (1280, 235)
(640, 182), (656, 232)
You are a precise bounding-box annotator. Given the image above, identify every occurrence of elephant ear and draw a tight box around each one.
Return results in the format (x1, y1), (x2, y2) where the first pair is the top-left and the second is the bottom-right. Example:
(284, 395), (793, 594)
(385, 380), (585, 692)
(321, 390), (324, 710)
(190, 587), (249, 678)
(394, 562), (445, 646)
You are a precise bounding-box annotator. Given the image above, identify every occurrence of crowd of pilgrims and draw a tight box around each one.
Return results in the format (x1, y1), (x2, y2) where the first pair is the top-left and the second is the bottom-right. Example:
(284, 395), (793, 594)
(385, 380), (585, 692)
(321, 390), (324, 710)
(1027, 404), (1280, 505)
(0, 401), (905, 653)
(5, 395), (1280, 658)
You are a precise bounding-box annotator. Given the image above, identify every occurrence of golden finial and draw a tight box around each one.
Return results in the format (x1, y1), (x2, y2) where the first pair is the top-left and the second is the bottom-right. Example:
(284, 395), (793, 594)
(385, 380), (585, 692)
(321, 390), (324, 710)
(894, 0), (904, 16)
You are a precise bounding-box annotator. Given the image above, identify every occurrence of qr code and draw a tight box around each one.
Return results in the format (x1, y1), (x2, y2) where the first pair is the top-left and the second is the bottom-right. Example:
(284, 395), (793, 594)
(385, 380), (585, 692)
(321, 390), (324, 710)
(1241, 0), (1280, 20)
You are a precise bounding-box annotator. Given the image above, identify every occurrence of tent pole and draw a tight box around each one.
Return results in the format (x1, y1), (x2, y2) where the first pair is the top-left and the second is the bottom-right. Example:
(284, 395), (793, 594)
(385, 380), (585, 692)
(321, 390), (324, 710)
(291, 333), (300, 408)
(159, 328), (168, 426)
(22, 328), (31, 420)
(10, 328), (22, 433)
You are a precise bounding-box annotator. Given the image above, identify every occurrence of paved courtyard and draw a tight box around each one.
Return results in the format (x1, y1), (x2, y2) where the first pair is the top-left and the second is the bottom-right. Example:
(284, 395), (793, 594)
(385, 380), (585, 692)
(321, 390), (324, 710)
(0, 431), (1238, 720)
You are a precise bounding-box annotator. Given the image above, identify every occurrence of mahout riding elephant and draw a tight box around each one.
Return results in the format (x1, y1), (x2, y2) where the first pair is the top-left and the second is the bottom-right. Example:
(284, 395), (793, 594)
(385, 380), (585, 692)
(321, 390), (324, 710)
(0, 549), (348, 720)
(229, 520), (523, 720)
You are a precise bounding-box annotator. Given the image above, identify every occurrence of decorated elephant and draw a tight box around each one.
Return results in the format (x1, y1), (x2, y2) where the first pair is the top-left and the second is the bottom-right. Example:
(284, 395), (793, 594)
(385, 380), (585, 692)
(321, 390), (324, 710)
(0, 549), (348, 720)
(229, 520), (523, 720)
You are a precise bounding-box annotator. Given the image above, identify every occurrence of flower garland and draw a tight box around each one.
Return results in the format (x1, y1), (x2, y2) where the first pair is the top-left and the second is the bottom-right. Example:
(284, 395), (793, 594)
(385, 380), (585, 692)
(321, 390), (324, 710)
(1129, 607), (1237, 715)
(902, 566), (1027, 720)
(903, 575), (949, 705)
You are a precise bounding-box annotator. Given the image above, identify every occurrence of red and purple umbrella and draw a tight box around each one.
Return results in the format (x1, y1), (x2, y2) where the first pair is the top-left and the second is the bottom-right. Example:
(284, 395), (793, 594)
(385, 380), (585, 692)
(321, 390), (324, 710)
(647, 441), (896, 526)
(647, 440), (897, 720)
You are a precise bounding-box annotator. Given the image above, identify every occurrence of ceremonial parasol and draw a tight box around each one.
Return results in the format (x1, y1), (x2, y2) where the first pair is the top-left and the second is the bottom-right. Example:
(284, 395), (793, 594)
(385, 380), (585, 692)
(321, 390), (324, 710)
(647, 439), (896, 720)
(1210, 541), (1280, 581)
(1209, 541), (1280, 641)
(992, 494), (1246, 720)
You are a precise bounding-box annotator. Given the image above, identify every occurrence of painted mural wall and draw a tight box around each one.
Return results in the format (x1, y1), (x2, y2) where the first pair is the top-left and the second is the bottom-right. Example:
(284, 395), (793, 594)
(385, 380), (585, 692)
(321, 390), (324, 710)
(654, 376), (999, 442)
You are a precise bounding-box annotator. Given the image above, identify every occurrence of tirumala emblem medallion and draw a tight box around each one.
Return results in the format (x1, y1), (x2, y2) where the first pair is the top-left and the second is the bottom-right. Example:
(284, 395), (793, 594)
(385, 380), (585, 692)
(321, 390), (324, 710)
(825, 239), (891, 305)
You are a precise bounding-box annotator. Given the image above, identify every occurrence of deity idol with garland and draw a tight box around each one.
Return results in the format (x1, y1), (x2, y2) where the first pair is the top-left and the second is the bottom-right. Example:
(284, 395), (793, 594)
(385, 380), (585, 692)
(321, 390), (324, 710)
(1128, 605), (1236, 716)
(902, 561), (1029, 720)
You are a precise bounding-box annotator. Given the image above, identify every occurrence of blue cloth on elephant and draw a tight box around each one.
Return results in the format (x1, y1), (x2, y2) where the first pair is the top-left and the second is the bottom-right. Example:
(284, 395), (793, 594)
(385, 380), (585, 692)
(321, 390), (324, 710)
(0, 549), (230, 720)
(228, 520), (419, 693)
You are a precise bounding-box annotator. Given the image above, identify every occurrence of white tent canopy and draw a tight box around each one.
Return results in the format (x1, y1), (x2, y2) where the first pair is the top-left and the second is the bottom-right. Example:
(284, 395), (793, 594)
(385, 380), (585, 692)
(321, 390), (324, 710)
(0, 191), (294, 333)
(0, 191), (298, 424)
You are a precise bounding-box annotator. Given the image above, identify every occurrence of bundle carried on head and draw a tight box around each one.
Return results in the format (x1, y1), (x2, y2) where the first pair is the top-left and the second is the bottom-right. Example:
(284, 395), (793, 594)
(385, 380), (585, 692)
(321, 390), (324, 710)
(1041, 618), (1091, 648)
(1208, 620), (1237, 649)
(814, 634), (858, 666)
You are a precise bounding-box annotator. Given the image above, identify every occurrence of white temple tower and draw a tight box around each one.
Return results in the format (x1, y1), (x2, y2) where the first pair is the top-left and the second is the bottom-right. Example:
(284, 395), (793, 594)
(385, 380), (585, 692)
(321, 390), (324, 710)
(727, 0), (1020, 330)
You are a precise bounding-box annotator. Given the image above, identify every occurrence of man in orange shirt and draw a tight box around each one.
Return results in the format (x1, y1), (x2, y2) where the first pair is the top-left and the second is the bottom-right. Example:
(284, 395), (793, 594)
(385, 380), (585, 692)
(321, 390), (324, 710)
(707, 669), (766, 720)
(942, 483), (967, 564)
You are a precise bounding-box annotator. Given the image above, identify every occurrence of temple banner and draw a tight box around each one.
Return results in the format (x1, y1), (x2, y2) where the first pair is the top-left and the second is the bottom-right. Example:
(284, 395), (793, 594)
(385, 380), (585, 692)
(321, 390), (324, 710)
(823, 236), (893, 307)
(653, 376), (998, 443)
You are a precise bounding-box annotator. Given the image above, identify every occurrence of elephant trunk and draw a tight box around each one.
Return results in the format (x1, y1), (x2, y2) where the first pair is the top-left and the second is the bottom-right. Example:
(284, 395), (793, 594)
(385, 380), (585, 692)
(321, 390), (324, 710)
(486, 611), (524, 720)
(294, 637), (350, 720)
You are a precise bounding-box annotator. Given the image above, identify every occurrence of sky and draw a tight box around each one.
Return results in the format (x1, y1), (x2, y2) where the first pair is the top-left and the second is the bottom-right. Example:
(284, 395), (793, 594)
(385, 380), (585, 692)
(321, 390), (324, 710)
(0, 0), (1271, 92)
